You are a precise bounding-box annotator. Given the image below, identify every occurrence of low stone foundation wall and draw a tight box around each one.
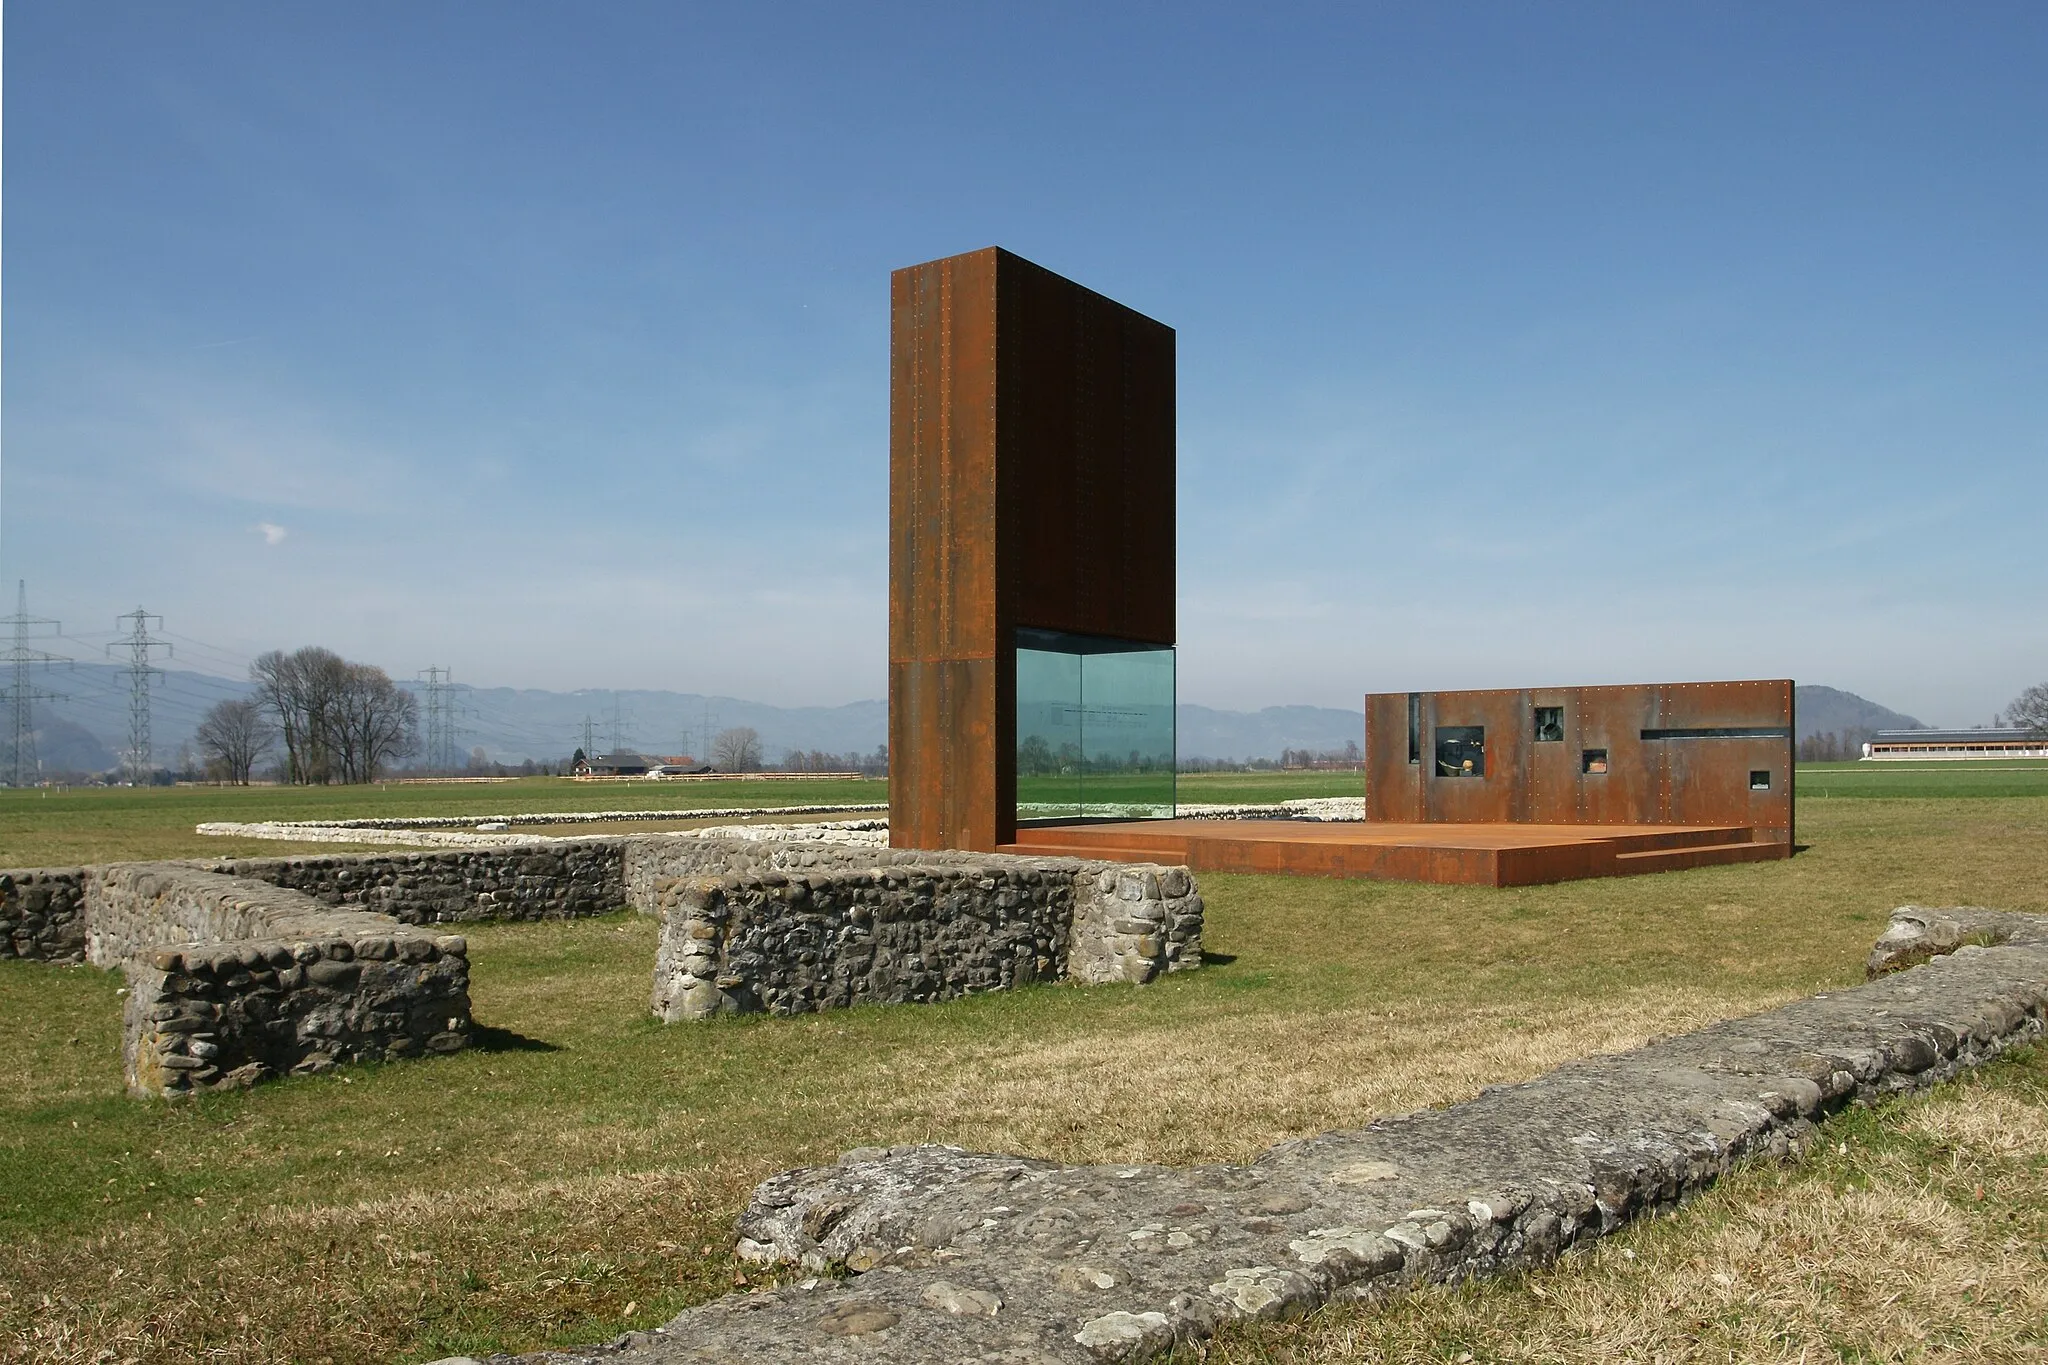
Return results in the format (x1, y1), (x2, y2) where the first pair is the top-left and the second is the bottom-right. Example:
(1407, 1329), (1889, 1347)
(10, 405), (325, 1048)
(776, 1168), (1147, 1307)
(623, 837), (995, 913)
(504, 905), (2048, 1365)
(87, 864), (471, 1097)
(1, 866), (87, 962)
(13, 836), (1204, 1095)
(646, 852), (1202, 1021)
(202, 841), (627, 924)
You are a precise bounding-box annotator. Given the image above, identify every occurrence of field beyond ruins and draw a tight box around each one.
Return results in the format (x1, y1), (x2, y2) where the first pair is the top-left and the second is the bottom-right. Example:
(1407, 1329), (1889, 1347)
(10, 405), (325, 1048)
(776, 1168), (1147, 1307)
(3, 766), (2045, 1363)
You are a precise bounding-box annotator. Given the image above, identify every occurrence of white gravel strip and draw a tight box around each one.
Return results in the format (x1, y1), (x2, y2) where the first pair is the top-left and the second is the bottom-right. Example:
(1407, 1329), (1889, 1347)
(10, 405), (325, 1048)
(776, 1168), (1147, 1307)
(224, 803), (889, 831)
(194, 817), (893, 850)
(1177, 797), (1364, 821)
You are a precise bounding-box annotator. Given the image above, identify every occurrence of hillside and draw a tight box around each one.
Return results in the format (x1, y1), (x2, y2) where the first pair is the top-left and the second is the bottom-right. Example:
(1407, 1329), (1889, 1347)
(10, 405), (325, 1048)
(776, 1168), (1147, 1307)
(1794, 685), (1922, 739)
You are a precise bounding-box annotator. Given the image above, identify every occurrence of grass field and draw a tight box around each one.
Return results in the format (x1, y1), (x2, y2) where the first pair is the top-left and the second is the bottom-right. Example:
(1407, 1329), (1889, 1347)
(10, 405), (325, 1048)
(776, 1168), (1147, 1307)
(2, 766), (2044, 1362)
(0, 771), (1370, 868)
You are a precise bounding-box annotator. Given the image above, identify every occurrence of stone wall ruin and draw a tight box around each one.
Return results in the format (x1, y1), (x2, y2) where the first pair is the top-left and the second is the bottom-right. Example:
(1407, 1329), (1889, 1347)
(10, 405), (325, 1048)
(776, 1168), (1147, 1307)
(649, 860), (1201, 1022)
(7, 833), (1205, 1095)
(489, 904), (2048, 1365)
(85, 863), (472, 1096)
(202, 842), (626, 924)
(1, 866), (88, 962)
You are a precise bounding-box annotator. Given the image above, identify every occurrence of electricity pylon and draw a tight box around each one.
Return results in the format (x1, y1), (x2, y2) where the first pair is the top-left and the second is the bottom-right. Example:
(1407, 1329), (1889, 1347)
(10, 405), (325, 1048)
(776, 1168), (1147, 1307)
(109, 607), (172, 784)
(1, 582), (71, 786)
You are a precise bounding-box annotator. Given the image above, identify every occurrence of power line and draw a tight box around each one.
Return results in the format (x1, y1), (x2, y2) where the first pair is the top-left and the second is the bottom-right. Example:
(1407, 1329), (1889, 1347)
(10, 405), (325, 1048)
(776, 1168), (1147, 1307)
(109, 607), (172, 782)
(419, 666), (449, 771)
(1, 581), (72, 786)
(607, 693), (633, 754)
(415, 666), (475, 771)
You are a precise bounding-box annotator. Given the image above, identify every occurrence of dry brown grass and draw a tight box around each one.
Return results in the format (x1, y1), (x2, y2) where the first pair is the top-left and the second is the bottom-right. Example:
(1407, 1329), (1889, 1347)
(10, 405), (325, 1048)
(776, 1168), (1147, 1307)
(1181, 1046), (2048, 1364)
(2, 793), (2044, 1363)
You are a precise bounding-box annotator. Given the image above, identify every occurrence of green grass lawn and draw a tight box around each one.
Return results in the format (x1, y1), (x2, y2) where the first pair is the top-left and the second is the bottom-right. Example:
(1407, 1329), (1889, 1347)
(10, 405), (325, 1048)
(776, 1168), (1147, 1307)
(0, 775), (886, 866)
(2, 770), (2044, 1362)
(0, 771), (1368, 868)
(1795, 758), (2048, 799)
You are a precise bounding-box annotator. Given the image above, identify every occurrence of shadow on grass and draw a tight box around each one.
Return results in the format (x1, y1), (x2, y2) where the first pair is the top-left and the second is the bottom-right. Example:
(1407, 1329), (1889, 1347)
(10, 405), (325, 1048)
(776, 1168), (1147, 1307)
(1201, 951), (1239, 967)
(469, 1024), (560, 1053)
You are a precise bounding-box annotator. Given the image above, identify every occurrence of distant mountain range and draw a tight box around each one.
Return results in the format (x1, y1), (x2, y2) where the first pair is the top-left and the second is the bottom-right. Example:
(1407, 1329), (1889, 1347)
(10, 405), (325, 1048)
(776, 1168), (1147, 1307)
(16, 666), (1928, 773)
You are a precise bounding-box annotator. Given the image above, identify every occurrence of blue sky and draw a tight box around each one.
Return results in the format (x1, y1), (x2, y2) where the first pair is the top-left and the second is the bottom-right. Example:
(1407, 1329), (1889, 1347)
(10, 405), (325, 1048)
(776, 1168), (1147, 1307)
(4, 2), (2043, 725)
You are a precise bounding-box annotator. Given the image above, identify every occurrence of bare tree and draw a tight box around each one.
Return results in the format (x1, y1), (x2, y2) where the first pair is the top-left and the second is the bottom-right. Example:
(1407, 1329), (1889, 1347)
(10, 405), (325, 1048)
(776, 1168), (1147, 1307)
(251, 647), (350, 783)
(251, 648), (415, 783)
(711, 726), (762, 772)
(2011, 682), (2048, 738)
(331, 662), (418, 782)
(194, 698), (275, 785)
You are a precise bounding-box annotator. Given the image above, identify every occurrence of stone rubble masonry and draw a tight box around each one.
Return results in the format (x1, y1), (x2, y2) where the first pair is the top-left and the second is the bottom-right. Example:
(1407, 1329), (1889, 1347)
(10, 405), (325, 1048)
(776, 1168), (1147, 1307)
(85, 863), (471, 1098)
(642, 846), (1203, 1021)
(10, 837), (1201, 1098)
(486, 905), (2048, 1365)
(202, 842), (628, 924)
(0, 866), (88, 962)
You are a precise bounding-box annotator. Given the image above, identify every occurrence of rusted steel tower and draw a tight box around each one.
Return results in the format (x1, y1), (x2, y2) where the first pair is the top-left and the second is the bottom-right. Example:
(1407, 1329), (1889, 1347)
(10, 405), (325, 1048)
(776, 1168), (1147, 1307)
(888, 248), (1176, 851)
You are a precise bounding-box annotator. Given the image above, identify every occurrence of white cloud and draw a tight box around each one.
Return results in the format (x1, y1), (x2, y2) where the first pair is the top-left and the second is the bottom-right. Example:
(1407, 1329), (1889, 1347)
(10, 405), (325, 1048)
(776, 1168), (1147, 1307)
(255, 522), (288, 546)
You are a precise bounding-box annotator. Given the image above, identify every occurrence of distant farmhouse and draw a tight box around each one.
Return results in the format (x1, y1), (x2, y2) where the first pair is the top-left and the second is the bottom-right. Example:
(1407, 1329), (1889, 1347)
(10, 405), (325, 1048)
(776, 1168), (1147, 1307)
(1864, 728), (2048, 760)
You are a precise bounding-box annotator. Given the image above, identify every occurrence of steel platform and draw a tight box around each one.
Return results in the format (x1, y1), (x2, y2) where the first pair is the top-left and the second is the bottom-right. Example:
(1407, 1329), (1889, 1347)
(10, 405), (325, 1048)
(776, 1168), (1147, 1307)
(1001, 818), (1788, 887)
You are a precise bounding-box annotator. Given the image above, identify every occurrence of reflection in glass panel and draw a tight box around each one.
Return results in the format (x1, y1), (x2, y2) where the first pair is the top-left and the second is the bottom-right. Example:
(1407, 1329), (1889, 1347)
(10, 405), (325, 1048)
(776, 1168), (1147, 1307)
(1015, 628), (1175, 822)
(1435, 725), (1485, 778)
(1015, 644), (1083, 820)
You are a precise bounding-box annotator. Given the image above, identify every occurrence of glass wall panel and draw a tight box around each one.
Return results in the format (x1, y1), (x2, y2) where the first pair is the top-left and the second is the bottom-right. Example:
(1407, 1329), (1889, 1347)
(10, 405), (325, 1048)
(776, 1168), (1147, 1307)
(1015, 628), (1175, 822)
(1015, 642), (1084, 820)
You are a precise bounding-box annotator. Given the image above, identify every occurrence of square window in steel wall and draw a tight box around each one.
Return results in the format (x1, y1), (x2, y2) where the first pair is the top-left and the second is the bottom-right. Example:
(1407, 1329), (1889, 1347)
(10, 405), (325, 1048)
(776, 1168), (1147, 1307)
(1435, 726), (1485, 778)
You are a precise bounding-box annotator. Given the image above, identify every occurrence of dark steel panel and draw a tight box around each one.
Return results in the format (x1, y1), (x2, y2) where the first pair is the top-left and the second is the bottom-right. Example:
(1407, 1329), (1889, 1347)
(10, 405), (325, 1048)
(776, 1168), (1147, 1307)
(998, 250), (1176, 645)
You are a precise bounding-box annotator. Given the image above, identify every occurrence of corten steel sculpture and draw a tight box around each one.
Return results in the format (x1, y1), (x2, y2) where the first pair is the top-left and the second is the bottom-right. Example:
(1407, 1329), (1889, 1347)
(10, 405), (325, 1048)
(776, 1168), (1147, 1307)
(1364, 679), (1796, 847)
(885, 250), (1795, 885)
(888, 248), (1174, 852)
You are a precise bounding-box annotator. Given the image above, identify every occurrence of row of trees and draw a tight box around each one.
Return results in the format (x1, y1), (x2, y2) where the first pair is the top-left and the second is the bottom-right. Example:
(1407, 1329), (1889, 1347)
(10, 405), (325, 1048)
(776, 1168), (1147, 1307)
(251, 647), (417, 784)
(1797, 728), (1879, 763)
(777, 744), (888, 776)
(195, 647), (418, 785)
(1279, 741), (1364, 770)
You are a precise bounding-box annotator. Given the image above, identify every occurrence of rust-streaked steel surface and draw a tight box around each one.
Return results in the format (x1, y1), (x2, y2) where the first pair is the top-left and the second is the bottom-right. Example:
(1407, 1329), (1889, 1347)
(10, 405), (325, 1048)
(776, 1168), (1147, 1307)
(1004, 819), (1786, 888)
(890, 247), (1175, 853)
(1364, 680), (1796, 846)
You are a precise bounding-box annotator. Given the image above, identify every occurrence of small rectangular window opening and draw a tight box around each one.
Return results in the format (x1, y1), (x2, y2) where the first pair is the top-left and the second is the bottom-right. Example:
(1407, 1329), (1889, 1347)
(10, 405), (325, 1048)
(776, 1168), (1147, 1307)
(1407, 693), (1421, 765)
(1436, 726), (1485, 777)
(1534, 706), (1564, 742)
(1582, 748), (1609, 775)
(1750, 770), (1772, 791)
